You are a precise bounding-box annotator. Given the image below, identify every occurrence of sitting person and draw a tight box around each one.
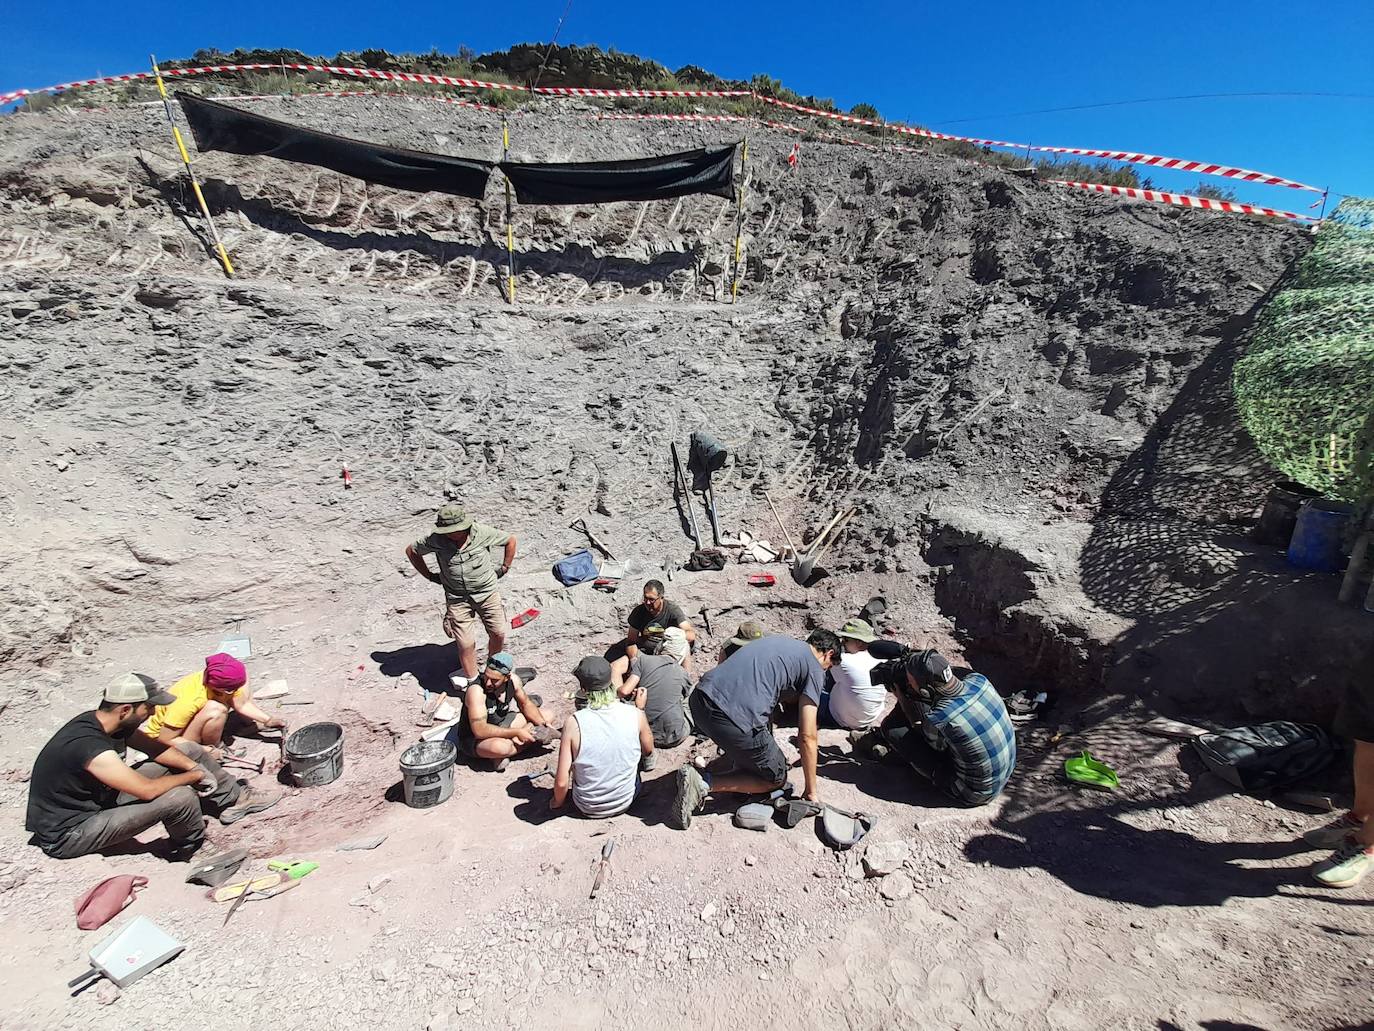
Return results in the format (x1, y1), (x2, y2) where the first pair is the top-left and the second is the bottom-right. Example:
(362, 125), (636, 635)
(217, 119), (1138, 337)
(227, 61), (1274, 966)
(716, 620), (763, 664)
(26, 673), (279, 861)
(553, 658), (653, 818)
(671, 631), (839, 831)
(625, 580), (697, 670)
(818, 618), (885, 733)
(456, 652), (554, 771)
(871, 648), (1016, 806)
(133, 653), (285, 758)
(610, 627), (692, 769)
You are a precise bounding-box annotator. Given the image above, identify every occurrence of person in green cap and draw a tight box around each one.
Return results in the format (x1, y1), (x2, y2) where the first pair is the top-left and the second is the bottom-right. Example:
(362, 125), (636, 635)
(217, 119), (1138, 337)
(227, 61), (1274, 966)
(405, 504), (518, 680)
(818, 617), (885, 732)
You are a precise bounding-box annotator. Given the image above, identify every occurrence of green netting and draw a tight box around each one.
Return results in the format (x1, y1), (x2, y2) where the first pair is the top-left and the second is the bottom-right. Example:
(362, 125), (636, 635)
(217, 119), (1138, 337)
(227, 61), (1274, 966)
(1250, 285), (1374, 355)
(1233, 197), (1374, 502)
(1292, 222), (1374, 288)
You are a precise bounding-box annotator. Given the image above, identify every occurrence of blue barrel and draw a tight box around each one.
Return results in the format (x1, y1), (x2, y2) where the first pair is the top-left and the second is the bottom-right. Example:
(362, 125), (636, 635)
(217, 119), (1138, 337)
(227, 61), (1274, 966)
(1287, 499), (1354, 573)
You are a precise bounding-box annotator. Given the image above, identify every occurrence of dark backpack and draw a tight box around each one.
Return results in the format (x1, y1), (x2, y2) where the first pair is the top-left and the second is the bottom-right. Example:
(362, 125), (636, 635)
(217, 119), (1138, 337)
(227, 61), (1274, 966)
(1192, 721), (1338, 791)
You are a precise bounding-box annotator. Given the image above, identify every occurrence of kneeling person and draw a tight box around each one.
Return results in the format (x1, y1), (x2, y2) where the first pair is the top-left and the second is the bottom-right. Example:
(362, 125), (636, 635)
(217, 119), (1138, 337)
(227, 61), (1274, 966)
(671, 631), (839, 830)
(25, 674), (276, 861)
(134, 653), (285, 757)
(457, 652), (553, 770)
(553, 658), (653, 818)
(873, 649), (1015, 806)
(611, 627), (692, 764)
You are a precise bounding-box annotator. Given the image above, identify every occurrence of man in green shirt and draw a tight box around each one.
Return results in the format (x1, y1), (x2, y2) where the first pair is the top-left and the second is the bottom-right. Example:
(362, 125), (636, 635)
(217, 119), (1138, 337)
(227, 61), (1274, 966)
(406, 504), (518, 680)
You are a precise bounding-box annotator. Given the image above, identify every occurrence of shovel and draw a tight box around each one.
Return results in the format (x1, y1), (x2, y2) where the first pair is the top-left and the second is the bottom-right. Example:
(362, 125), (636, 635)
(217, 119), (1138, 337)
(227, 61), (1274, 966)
(792, 508), (856, 587)
(670, 443), (702, 549)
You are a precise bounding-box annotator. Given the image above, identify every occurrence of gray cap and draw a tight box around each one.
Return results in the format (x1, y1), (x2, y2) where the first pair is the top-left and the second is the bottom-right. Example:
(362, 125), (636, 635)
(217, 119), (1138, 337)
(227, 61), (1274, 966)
(103, 672), (176, 707)
(908, 651), (959, 697)
(572, 656), (612, 693)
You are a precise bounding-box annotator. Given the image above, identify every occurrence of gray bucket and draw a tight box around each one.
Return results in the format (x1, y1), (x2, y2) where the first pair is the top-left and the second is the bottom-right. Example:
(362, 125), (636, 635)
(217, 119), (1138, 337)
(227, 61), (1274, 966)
(399, 740), (457, 809)
(284, 722), (344, 787)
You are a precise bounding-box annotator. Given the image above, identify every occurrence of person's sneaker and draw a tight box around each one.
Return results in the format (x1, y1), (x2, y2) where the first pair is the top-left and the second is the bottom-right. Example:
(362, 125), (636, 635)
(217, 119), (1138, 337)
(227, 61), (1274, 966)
(491, 757), (510, 773)
(1311, 839), (1374, 888)
(670, 766), (708, 830)
(219, 787), (283, 825)
(640, 752), (658, 773)
(1302, 812), (1365, 850)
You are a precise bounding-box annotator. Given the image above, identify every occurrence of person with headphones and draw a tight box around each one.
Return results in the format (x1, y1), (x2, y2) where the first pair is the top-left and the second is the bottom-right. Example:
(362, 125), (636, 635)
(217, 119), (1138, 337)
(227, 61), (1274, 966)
(870, 648), (1016, 806)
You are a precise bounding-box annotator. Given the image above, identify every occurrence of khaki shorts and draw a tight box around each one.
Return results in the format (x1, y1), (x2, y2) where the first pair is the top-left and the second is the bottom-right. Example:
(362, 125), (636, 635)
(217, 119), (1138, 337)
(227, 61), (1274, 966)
(443, 592), (508, 649)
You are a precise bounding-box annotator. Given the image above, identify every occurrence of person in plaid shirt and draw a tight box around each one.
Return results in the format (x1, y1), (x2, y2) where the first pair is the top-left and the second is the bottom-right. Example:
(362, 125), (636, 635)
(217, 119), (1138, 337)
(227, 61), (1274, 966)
(874, 649), (1016, 805)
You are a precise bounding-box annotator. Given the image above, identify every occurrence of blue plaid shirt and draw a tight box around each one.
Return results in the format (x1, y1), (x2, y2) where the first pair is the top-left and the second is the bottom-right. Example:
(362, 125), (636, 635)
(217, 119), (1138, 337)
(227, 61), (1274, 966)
(919, 674), (1016, 803)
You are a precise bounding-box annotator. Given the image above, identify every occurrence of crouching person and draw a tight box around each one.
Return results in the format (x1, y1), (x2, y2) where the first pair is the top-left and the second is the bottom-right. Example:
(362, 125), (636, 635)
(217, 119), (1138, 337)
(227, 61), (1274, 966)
(457, 652), (553, 771)
(25, 674), (275, 861)
(552, 658), (653, 818)
(872, 649), (1015, 806)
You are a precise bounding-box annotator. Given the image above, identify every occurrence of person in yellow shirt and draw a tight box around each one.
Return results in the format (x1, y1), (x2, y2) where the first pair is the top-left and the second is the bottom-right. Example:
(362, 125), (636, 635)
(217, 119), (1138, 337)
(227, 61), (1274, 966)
(132, 654), (285, 758)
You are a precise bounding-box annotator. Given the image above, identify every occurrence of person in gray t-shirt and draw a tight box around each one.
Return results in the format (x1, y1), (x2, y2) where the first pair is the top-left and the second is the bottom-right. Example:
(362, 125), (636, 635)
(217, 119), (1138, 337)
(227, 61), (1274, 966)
(669, 632), (840, 831)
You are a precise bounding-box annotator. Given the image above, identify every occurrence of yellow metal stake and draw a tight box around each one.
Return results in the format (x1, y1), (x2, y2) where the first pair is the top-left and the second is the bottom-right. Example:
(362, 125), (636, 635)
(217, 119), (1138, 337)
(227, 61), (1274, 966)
(730, 137), (749, 303)
(502, 117), (516, 304)
(151, 55), (233, 277)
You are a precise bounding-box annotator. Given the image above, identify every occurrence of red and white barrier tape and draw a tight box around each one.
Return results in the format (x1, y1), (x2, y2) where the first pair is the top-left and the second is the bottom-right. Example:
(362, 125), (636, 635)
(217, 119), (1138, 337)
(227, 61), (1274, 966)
(1, 62), (1326, 203)
(1047, 180), (1315, 222)
(753, 95), (1324, 195)
(595, 112), (754, 123)
(0, 62), (748, 106)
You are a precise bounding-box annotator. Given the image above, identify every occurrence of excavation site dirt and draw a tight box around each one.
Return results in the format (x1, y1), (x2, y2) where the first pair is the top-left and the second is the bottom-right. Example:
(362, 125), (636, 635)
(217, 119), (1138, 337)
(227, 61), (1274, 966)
(0, 94), (1369, 1030)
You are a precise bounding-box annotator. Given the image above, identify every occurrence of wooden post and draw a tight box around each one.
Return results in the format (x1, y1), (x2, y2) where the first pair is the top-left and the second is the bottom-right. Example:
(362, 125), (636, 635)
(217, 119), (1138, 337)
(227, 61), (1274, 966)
(730, 137), (749, 303)
(502, 117), (516, 303)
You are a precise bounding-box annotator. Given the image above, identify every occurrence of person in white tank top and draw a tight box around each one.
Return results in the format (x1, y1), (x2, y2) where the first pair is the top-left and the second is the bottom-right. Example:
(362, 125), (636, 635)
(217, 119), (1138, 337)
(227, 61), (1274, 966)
(553, 657), (654, 819)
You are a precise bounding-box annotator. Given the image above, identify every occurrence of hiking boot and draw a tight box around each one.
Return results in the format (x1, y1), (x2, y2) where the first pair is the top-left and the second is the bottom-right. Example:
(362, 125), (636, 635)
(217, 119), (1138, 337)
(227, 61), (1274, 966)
(1311, 839), (1374, 889)
(1302, 812), (1365, 850)
(640, 752), (658, 773)
(670, 766), (708, 831)
(219, 786), (283, 825)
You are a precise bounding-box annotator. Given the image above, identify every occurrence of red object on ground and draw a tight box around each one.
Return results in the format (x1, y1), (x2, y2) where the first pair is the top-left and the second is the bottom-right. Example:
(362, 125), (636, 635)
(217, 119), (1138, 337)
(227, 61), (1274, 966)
(341, 464), (352, 489)
(75, 875), (147, 930)
(748, 574), (776, 587)
(511, 608), (540, 629)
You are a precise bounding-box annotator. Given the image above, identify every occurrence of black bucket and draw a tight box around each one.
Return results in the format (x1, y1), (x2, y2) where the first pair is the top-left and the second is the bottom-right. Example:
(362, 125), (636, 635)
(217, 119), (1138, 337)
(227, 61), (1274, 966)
(399, 740), (457, 809)
(1253, 480), (1321, 547)
(284, 722), (344, 787)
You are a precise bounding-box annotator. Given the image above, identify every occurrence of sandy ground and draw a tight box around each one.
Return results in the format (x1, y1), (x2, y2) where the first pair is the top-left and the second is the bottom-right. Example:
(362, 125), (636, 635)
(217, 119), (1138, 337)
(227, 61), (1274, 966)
(0, 94), (1369, 1029)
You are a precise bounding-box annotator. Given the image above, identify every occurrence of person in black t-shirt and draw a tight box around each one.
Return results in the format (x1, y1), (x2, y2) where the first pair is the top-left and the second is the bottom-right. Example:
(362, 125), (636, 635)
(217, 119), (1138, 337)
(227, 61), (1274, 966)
(624, 580), (698, 671)
(26, 673), (273, 861)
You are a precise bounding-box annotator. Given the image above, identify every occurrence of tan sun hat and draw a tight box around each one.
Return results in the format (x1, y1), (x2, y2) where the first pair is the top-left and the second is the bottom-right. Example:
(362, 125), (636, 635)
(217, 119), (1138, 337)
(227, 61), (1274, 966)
(837, 617), (877, 643)
(103, 672), (176, 707)
(660, 626), (690, 664)
(729, 621), (764, 648)
(433, 504), (473, 534)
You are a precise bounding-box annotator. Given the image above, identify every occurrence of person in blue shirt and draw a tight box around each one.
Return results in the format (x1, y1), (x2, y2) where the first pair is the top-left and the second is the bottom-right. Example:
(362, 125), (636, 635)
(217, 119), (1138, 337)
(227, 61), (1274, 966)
(873, 649), (1016, 806)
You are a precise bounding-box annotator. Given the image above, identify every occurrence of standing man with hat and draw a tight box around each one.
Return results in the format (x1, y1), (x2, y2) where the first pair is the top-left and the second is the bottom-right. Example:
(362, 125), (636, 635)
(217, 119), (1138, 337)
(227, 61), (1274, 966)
(818, 618), (885, 733)
(25, 674), (278, 861)
(406, 504), (519, 681)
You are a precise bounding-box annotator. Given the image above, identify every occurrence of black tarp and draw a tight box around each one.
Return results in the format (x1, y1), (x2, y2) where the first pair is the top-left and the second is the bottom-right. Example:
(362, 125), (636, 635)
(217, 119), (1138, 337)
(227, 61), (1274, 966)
(499, 146), (736, 206)
(178, 93), (738, 207)
(178, 93), (496, 200)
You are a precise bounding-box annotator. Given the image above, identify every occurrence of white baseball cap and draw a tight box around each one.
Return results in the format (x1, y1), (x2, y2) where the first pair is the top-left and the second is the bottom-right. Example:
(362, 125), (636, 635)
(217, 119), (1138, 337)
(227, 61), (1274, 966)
(103, 672), (176, 706)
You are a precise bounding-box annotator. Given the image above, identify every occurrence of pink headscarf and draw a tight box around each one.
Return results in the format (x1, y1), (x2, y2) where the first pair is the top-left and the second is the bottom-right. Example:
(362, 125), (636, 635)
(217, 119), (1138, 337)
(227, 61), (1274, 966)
(204, 652), (247, 692)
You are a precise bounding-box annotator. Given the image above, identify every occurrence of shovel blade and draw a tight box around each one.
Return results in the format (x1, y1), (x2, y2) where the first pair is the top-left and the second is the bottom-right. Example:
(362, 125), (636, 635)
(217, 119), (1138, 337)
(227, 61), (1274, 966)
(791, 559), (827, 586)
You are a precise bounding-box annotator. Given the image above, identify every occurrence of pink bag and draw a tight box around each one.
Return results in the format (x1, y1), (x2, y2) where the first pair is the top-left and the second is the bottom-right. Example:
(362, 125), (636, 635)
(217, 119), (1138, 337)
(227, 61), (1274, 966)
(75, 875), (147, 930)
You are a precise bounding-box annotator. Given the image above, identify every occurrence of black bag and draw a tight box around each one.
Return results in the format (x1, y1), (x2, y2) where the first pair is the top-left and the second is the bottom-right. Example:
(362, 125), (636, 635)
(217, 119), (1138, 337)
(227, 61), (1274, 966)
(1192, 721), (1338, 791)
(684, 548), (727, 572)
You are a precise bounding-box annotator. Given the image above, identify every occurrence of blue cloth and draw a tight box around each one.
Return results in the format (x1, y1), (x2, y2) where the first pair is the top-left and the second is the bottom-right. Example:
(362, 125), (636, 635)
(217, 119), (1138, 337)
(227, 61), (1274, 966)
(919, 674), (1016, 803)
(816, 688), (842, 730)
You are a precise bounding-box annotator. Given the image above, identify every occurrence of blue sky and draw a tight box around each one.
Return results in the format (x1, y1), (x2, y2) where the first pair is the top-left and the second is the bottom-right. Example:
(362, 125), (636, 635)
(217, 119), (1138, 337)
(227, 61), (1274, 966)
(4, 0), (1371, 211)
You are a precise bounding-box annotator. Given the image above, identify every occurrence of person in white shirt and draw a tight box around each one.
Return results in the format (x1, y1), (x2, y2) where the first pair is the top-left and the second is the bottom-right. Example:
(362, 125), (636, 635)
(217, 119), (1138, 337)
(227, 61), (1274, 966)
(552, 657), (653, 819)
(818, 618), (886, 732)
